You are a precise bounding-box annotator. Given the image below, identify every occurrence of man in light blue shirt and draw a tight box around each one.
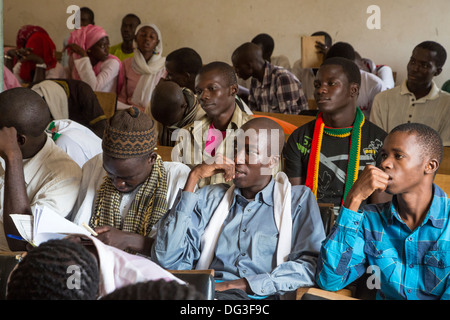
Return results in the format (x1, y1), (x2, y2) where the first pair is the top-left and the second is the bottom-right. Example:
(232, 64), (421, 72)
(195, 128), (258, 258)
(316, 122), (450, 299)
(152, 117), (325, 299)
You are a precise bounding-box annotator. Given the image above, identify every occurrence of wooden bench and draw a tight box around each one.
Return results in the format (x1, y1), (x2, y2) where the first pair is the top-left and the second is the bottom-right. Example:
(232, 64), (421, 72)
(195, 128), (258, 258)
(94, 91), (117, 119)
(435, 173), (450, 194)
(252, 111), (315, 128)
(156, 145), (174, 162)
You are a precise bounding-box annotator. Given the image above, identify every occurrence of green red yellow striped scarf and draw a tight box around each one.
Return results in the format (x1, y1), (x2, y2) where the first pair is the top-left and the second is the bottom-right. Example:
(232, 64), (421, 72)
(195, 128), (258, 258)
(305, 107), (365, 205)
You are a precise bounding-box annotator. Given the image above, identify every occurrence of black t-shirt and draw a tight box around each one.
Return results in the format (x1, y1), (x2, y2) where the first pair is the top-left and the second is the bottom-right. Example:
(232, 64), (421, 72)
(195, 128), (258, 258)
(283, 119), (387, 208)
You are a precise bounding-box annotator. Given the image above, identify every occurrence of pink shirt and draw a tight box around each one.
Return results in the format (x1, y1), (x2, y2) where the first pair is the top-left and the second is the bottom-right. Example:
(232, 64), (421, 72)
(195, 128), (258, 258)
(204, 123), (227, 156)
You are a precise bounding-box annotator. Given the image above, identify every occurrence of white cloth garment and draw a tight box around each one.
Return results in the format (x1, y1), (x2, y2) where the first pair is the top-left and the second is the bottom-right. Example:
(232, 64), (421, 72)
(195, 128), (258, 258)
(130, 24), (166, 109)
(196, 171), (292, 270)
(32, 80), (69, 119)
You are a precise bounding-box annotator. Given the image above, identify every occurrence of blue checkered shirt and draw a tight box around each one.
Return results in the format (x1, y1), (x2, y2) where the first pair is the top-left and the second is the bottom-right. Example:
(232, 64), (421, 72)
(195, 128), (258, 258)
(316, 184), (450, 300)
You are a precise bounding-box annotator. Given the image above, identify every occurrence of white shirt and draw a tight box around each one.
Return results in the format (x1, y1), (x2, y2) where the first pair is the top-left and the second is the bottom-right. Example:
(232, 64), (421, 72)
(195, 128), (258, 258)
(49, 119), (102, 168)
(358, 70), (387, 120)
(73, 57), (120, 93)
(0, 136), (82, 251)
(69, 153), (191, 228)
(370, 80), (450, 146)
(84, 235), (183, 297)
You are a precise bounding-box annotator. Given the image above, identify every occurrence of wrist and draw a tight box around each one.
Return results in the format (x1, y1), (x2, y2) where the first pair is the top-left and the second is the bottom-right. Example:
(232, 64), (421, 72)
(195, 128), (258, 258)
(343, 193), (365, 212)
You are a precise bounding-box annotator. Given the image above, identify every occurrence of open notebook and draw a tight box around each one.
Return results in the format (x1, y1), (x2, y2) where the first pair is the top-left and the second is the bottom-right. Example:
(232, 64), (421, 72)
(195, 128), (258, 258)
(9, 205), (92, 246)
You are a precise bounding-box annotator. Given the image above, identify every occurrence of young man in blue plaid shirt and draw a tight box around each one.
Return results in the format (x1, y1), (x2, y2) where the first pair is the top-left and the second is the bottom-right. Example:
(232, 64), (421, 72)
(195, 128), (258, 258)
(316, 122), (450, 300)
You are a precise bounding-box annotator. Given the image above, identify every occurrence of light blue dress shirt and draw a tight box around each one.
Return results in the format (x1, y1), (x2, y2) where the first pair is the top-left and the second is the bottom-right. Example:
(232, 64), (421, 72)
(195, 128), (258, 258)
(152, 179), (326, 297)
(316, 184), (450, 300)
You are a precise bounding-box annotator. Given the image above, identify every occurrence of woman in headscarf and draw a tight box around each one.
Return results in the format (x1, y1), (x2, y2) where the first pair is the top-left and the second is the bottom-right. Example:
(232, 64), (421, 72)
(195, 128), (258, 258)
(66, 24), (123, 94)
(5, 25), (65, 84)
(117, 24), (166, 113)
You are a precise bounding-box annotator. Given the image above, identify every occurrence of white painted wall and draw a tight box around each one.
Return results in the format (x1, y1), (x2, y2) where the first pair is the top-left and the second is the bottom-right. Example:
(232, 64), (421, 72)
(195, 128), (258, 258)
(4, 0), (450, 87)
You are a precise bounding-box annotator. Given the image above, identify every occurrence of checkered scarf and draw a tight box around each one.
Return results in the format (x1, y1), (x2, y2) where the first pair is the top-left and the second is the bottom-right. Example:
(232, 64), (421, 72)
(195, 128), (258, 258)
(90, 156), (168, 236)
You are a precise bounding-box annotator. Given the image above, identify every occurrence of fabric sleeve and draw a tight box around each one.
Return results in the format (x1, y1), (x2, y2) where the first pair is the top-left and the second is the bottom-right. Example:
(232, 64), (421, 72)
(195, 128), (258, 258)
(73, 57), (119, 92)
(315, 206), (367, 291)
(275, 73), (307, 114)
(282, 128), (306, 179)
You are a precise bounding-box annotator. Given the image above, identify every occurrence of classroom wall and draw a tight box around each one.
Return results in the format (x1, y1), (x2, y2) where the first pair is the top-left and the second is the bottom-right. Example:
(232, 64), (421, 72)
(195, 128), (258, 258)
(4, 0), (450, 87)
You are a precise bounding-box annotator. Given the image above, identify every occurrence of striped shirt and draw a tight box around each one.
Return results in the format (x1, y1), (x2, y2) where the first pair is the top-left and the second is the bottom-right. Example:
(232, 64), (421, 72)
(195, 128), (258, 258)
(249, 62), (308, 114)
(316, 184), (450, 300)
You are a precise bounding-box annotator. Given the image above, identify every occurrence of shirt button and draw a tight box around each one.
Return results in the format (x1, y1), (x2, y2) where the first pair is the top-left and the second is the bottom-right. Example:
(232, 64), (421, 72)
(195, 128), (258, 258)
(408, 237), (413, 241)
(241, 253), (246, 256)
(409, 264), (414, 268)
(407, 289), (412, 293)
(242, 228), (247, 232)
(354, 221), (359, 225)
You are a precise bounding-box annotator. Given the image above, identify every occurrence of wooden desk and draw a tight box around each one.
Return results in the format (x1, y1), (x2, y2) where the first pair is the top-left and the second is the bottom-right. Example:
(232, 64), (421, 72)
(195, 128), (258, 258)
(253, 111), (315, 128)
(435, 173), (450, 195)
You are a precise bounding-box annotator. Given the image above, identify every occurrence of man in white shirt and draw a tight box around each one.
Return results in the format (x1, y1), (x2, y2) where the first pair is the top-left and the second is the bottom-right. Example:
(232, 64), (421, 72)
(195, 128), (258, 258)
(0, 88), (82, 252)
(370, 41), (450, 146)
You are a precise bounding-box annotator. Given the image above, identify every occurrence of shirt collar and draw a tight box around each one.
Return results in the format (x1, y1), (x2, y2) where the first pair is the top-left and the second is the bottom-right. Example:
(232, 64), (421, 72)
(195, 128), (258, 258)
(388, 184), (447, 229)
(400, 80), (440, 101)
(232, 178), (275, 207)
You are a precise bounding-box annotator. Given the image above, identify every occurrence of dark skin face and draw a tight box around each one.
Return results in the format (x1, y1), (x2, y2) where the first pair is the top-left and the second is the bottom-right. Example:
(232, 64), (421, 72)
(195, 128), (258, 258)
(121, 16), (140, 43)
(135, 26), (159, 61)
(102, 153), (156, 193)
(195, 70), (238, 130)
(314, 64), (359, 127)
(88, 36), (110, 65)
(406, 47), (442, 99)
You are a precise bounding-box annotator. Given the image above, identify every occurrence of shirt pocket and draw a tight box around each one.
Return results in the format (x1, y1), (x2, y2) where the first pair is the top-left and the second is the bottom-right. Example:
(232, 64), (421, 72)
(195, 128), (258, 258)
(423, 251), (450, 294)
(253, 232), (278, 261)
(364, 241), (399, 281)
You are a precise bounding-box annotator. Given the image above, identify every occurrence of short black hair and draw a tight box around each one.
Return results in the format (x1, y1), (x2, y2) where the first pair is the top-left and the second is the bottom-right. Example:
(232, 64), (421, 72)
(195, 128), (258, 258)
(166, 47), (203, 76)
(311, 31), (332, 47)
(390, 122), (443, 165)
(7, 239), (99, 300)
(100, 279), (205, 300)
(416, 41), (447, 68)
(80, 7), (95, 24)
(123, 13), (141, 25)
(325, 42), (356, 61)
(251, 33), (275, 57)
(321, 57), (361, 86)
(198, 61), (237, 86)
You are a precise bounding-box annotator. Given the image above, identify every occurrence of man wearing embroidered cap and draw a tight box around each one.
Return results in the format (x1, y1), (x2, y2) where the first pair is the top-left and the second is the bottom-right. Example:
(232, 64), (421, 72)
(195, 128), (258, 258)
(283, 57), (389, 216)
(69, 107), (190, 255)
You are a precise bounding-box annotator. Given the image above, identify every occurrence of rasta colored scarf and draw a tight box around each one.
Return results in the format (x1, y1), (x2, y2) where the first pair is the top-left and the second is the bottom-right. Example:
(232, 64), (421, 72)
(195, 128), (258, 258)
(90, 156), (168, 237)
(305, 107), (365, 205)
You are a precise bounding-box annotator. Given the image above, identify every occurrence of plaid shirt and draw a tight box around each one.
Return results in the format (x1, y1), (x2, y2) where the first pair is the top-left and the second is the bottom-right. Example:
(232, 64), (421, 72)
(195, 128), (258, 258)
(316, 184), (450, 300)
(249, 62), (308, 114)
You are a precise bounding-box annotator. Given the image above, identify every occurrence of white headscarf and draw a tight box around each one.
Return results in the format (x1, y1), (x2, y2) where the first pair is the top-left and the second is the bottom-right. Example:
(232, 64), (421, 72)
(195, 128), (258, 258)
(31, 80), (69, 120)
(131, 24), (166, 109)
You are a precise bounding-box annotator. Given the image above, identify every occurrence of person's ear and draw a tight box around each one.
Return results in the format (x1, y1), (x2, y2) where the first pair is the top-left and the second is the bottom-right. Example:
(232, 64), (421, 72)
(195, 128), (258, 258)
(425, 158), (439, 175)
(230, 84), (238, 96)
(434, 67), (443, 77)
(350, 83), (359, 98)
(16, 133), (26, 146)
(147, 151), (158, 166)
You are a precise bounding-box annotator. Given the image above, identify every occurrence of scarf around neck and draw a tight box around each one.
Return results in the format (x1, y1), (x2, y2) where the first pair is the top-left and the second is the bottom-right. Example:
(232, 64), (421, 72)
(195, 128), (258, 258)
(305, 107), (365, 206)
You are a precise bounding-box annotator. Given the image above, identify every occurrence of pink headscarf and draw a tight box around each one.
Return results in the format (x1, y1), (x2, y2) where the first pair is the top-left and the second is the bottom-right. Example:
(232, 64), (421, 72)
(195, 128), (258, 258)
(68, 25), (124, 93)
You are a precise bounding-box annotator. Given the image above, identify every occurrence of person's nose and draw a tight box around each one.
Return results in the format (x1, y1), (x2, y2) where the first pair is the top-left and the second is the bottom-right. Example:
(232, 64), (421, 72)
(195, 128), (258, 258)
(380, 155), (393, 170)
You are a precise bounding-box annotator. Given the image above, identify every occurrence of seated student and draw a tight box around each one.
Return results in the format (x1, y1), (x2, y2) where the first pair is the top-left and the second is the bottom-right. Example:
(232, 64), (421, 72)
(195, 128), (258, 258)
(46, 119), (102, 168)
(61, 7), (95, 68)
(152, 117), (326, 300)
(7, 235), (183, 299)
(355, 51), (395, 89)
(109, 14), (141, 61)
(165, 47), (203, 92)
(291, 31), (332, 101)
(324, 42), (387, 120)
(172, 61), (253, 188)
(283, 57), (388, 215)
(66, 24), (123, 94)
(251, 33), (291, 71)
(232, 42), (308, 114)
(370, 41), (450, 146)
(117, 23), (166, 113)
(69, 107), (190, 255)
(5, 25), (65, 85)
(316, 123), (449, 300)
(31, 79), (107, 138)
(150, 80), (204, 147)
(0, 88), (82, 252)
